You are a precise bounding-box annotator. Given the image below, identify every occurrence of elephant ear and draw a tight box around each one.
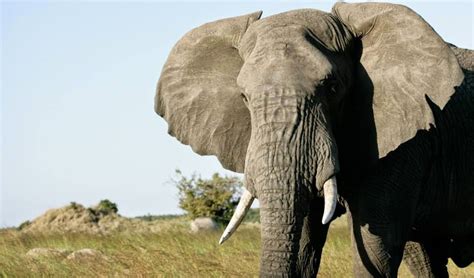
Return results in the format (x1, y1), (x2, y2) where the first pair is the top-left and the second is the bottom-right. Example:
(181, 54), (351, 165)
(155, 11), (262, 173)
(333, 2), (464, 157)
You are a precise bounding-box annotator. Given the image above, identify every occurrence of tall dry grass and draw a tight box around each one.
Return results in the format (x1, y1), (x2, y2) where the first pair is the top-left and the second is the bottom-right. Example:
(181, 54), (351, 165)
(0, 217), (472, 277)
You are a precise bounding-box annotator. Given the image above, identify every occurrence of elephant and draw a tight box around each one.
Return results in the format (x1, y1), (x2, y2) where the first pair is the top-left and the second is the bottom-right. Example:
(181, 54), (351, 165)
(398, 45), (474, 277)
(351, 57), (473, 277)
(154, 2), (472, 277)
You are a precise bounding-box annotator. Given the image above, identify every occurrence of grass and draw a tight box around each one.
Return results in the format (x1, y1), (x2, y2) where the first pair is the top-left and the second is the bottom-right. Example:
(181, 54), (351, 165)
(0, 217), (472, 277)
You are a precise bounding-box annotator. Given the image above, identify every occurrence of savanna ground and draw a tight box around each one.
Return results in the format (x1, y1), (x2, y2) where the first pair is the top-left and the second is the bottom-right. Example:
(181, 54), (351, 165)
(1, 216), (473, 277)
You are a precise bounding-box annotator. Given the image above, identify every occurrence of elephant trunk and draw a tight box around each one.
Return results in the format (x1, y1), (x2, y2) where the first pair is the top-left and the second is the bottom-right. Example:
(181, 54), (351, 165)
(260, 187), (301, 276)
(255, 138), (304, 276)
(245, 90), (340, 276)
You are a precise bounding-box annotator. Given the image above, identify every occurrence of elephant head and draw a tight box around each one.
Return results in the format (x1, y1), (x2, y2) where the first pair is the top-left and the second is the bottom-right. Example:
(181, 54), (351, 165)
(155, 3), (463, 276)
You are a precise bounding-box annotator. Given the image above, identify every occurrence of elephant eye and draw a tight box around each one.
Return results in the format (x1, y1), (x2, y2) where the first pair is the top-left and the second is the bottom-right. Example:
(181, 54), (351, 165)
(320, 77), (337, 92)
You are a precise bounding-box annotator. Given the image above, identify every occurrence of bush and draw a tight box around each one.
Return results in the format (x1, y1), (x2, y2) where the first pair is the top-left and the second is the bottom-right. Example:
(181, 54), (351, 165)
(17, 220), (31, 231)
(69, 202), (80, 210)
(95, 199), (118, 215)
(174, 170), (243, 224)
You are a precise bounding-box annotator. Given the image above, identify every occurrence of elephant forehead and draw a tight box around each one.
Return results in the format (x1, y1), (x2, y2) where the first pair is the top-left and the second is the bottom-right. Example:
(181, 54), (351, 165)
(236, 50), (334, 93)
(239, 8), (353, 59)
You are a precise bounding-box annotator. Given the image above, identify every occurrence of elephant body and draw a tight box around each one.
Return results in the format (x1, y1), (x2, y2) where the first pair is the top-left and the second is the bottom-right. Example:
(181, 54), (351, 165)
(403, 44), (474, 277)
(351, 59), (474, 276)
(400, 49), (474, 276)
(155, 2), (472, 276)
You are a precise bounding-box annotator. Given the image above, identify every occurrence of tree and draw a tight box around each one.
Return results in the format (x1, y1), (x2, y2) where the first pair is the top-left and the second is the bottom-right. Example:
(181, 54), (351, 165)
(174, 170), (243, 224)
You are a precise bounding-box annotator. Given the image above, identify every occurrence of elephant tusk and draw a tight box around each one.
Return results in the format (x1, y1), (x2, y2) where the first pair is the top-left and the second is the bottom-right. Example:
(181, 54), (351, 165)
(219, 189), (254, 245)
(321, 176), (338, 225)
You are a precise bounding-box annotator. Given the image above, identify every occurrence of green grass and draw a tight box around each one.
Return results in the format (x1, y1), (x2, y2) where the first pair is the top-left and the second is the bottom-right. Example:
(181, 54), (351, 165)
(0, 217), (472, 277)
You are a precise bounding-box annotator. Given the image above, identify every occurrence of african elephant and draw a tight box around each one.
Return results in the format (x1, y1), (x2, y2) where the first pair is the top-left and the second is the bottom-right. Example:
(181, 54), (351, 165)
(155, 2), (469, 277)
(391, 46), (474, 277)
(352, 53), (473, 277)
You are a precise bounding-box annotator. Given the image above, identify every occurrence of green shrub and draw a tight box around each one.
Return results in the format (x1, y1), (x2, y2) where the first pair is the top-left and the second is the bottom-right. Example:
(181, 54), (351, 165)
(69, 201), (80, 210)
(95, 199), (118, 215)
(174, 170), (243, 224)
(17, 220), (31, 231)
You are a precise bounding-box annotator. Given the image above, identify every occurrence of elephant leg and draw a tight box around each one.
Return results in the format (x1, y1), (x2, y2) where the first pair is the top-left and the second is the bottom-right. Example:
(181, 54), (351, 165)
(351, 223), (406, 277)
(348, 210), (407, 278)
(403, 240), (449, 278)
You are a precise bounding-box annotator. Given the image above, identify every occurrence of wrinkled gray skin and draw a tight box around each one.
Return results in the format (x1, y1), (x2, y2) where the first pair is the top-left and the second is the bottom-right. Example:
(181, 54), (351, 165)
(155, 2), (471, 277)
(353, 56), (474, 277)
(400, 47), (474, 277)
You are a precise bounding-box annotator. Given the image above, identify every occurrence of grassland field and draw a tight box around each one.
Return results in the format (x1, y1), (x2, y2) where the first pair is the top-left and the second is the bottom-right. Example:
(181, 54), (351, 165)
(1, 216), (473, 277)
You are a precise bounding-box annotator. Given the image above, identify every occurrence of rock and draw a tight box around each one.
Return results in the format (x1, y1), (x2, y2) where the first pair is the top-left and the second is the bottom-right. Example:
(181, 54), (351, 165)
(66, 248), (110, 262)
(26, 248), (70, 259)
(190, 217), (218, 233)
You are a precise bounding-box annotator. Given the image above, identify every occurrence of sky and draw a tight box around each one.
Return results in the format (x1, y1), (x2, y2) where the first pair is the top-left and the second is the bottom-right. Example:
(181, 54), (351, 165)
(1, 1), (472, 227)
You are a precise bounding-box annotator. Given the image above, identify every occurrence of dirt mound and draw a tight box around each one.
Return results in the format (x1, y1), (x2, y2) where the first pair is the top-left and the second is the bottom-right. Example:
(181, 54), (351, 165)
(19, 201), (167, 234)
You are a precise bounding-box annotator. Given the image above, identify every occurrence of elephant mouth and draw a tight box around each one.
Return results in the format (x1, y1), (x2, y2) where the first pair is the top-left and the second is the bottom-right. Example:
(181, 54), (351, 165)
(218, 175), (338, 244)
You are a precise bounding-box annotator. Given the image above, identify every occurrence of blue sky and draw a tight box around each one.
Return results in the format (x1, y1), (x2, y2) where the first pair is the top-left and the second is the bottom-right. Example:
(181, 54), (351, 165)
(1, 1), (472, 227)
